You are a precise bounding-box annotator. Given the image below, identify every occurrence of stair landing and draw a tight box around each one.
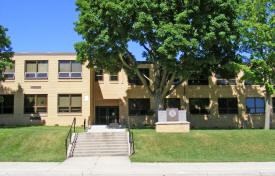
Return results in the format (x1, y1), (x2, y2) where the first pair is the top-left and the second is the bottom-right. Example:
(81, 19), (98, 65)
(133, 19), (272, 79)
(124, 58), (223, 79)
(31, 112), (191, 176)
(87, 125), (126, 133)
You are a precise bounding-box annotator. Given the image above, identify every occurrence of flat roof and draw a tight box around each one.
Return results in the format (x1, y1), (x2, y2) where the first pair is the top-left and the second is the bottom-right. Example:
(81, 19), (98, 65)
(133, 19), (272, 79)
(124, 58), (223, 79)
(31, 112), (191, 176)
(14, 52), (76, 56)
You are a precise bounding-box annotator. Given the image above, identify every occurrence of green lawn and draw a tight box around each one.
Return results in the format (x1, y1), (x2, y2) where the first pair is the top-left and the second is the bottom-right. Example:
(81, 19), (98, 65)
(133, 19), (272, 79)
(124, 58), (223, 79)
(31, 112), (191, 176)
(0, 126), (83, 162)
(131, 129), (275, 162)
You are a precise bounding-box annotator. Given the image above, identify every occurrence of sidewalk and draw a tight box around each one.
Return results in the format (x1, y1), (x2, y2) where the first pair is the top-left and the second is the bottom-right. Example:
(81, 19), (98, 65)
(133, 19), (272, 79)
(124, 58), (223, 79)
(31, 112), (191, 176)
(0, 156), (275, 176)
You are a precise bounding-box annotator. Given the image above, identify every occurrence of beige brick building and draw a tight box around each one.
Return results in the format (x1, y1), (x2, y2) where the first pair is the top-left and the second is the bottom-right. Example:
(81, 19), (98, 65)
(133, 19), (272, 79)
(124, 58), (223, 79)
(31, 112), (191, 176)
(0, 53), (274, 128)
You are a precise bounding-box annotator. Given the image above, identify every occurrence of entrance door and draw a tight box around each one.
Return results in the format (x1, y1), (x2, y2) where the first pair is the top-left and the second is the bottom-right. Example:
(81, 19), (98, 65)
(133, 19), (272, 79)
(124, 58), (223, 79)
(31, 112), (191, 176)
(95, 106), (119, 125)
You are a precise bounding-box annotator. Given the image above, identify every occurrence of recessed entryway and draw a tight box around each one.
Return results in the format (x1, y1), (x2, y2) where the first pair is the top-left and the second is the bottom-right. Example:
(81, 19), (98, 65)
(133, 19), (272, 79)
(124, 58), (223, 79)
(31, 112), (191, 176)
(95, 106), (119, 125)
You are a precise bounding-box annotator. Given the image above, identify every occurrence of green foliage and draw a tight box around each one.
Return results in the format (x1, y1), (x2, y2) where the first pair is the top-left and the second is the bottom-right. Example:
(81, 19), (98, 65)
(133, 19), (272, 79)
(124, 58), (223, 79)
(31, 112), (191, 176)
(237, 0), (274, 95)
(0, 25), (14, 81)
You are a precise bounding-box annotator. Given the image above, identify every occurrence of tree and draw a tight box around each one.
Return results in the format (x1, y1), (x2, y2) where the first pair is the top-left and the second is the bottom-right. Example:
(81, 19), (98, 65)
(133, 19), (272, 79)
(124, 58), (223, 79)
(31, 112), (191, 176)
(0, 25), (14, 81)
(0, 25), (14, 103)
(237, 0), (274, 130)
(74, 0), (240, 118)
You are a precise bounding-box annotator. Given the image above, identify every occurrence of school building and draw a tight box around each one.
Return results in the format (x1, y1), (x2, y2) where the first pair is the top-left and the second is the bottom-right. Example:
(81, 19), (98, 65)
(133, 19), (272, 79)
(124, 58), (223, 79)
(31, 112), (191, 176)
(0, 53), (274, 128)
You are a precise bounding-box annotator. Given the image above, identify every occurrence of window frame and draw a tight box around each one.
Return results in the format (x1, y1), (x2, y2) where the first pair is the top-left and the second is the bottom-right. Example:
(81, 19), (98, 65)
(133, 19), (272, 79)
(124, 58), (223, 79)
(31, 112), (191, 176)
(0, 95), (14, 114)
(246, 97), (265, 114)
(58, 94), (82, 113)
(164, 98), (181, 110)
(95, 70), (103, 81)
(128, 98), (150, 116)
(109, 74), (119, 81)
(189, 98), (210, 114)
(216, 74), (236, 85)
(3, 61), (15, 80)
(58, 60), (82, 79)
(128, 68), (150, 85)
(218, 98), (238, 114)
(188, 79), (209, 85)
(25, 60), (48, 80)
(24, 94), (48, 114)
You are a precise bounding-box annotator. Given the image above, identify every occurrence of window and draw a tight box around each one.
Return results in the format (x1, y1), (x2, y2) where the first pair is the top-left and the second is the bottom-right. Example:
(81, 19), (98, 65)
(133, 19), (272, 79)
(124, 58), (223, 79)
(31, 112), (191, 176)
(128, 68), (149, 85)
(273, 98), (275, 113)
(24, 94), (47, 113)
(164, 98), (181, 109)
(188, 79), (209, 85)
(218, 98), (238, 114)
(3, 63), (15, 80)
(0, 95), (14, 114)
(244, 80), (258, 85)
(95, 70), (103, 81)
(216, 74), (236, 85)
(58, 60), (82, 78)
(58, 94), (82, 113)
(246, 97), (265, 114)
(25, 60), (48, 79)
(110, 74), (118, 81)
(128, 98), (150, 116)
(189, 98), (210, 114)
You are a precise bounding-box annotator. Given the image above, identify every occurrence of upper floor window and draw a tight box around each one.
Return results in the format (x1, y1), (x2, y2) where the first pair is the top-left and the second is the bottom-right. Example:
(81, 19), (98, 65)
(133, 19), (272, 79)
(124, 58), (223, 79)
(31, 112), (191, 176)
(128, 68), (149, 85)
(25, 61), (48, 79)
(58, 60), (82, 79)
(95, 70), (103, 81)
(246, 97), (265, 114)
(128, 98), (150, 116)
(189, 98), (210, 114)
(164, 98), (181, 109)
(244, 80), (258, 85)
(0, 95), (14, 114)
(3, 63), (15, 80)
(58, 94), (82, 113)
(218, 98), (238, 114)
(216, 74), (236, 85)
(188, 79), (209, 85)
(24, 94), (47, 114)
(110, 74), (118, 81)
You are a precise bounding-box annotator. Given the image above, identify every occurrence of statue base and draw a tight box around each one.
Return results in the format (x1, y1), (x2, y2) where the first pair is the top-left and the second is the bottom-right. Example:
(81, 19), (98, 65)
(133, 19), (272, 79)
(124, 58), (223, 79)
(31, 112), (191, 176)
(155, 121), (190, 133)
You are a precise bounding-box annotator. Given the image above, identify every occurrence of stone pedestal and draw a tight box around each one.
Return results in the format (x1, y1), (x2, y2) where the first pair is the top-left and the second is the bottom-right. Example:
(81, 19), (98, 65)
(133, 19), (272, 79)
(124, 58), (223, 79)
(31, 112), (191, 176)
(155, 121), (190, 133)
(155, 109), (190, 133)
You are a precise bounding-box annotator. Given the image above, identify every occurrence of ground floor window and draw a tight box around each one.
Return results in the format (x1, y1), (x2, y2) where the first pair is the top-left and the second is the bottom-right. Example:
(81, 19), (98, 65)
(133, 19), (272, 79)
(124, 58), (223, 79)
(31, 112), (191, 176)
(218, 98), (238, 114)
(24, 94), (47, 113)
(128, 98), (150, 116)
(246, 97), (265, 114)
(58, 94), (82, 113)
(189, 98), (210, 114)
(0, 95), (14, 114)
(164, 98), (181, 109)
(273, 98), (275, 113)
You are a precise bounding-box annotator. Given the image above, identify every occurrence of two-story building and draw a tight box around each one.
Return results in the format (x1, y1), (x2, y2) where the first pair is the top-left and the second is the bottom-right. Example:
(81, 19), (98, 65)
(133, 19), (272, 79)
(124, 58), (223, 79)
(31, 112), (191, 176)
(0, 53), (274, 128)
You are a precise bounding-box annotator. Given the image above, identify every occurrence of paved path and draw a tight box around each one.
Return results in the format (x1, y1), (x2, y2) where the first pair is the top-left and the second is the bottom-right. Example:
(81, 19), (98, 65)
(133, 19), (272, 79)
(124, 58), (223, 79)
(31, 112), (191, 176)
(0, 157), (275, 176)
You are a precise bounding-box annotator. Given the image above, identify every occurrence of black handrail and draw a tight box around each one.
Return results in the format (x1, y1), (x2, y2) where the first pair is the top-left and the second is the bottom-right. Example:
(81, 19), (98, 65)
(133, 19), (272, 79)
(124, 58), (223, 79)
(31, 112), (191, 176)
(128, 122), (135, 155)
(65, 118), (76, 158)
(83, 118), (86, 132)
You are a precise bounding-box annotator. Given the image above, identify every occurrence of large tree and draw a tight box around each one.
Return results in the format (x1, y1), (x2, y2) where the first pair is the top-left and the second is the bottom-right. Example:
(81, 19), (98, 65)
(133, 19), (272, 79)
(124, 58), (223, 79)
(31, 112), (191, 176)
(0, 25), (14, 81)
(237, 0), (274, 130)
(74, 0), (240, 117)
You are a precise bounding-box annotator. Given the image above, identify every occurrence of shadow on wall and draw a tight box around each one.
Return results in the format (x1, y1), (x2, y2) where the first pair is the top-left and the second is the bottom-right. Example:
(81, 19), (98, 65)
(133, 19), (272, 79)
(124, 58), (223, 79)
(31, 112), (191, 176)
(0, 83), (45, 127)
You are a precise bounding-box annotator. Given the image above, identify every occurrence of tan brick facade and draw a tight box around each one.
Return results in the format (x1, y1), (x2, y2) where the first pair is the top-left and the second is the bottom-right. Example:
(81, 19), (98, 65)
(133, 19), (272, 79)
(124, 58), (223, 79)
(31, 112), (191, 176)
(0, 53), (274, 128)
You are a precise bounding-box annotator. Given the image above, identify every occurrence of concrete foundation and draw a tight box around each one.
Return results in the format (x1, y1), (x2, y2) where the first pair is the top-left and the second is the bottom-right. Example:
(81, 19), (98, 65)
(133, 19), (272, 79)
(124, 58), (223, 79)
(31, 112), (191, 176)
(155, 121), (190, 133)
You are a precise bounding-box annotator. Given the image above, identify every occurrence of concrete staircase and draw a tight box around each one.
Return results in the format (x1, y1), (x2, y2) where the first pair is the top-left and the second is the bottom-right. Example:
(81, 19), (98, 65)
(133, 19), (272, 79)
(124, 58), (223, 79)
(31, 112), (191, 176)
(72, 126), (129, 157)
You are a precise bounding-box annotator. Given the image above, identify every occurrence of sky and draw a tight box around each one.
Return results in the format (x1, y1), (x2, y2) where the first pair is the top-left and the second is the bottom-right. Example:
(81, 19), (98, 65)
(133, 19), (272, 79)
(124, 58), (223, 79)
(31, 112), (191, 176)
(0, 0), (144, 60)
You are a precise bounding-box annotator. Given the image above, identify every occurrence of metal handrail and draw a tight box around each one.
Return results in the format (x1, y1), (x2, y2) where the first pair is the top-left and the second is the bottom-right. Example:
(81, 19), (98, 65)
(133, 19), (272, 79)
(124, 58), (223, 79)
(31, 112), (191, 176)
(128, 123), (135, 155)
(65, 118), (76, 158)
(83, 119), (86, 132)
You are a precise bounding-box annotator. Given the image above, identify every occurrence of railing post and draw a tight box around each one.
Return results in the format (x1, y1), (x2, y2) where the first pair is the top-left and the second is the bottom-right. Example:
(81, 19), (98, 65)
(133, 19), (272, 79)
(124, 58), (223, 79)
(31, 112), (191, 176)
(73, 118), (76, 133)
(84, 119), (86, 132)
(65, 139), (67, 158)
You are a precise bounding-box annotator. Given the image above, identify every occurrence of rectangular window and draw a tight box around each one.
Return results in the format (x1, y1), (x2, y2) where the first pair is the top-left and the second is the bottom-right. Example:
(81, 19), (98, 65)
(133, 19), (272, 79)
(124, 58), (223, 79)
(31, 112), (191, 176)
(24, 94), (47, 113)
(218, 98), (238, 114)
(110, 73), (118, 81)
(189, 98), (210, 114)
(273, 98), (275, 113)
(246, 97), (265, 114)
(216, 74), (236, 85)
(95, 70), (103, 81)
(25, 61), (48, 79)
(128, 68), (149, 85)
(58, 60), (82, 79)
(188, 77), (209, 85)
(0, 95), (14, 114)
(58, 94), (82, 113)
(128, 98), (150, 116)
(3, 62), (15, 80)
(164, 98), (181, 109)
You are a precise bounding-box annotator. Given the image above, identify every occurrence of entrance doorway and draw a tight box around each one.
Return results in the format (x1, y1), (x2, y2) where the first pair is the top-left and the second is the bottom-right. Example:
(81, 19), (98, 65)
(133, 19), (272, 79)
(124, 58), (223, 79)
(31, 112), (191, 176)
(95, 106), (119, 125)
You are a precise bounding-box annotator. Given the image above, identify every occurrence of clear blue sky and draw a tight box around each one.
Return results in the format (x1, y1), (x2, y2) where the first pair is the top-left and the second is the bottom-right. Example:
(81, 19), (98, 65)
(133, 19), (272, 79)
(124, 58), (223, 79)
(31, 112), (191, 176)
(0, 0), (144, 60)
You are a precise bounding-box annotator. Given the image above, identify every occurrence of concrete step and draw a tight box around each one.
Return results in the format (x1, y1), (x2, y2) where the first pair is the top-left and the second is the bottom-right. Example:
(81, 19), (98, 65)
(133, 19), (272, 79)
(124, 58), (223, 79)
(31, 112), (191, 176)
(73, 152), (128, 157)
(73, 150), (128, 154)
(76, 139), (127, 142)
(74, 145), (128, 149)
(74, 144), (128, 147)
(77, 137), (127, 140)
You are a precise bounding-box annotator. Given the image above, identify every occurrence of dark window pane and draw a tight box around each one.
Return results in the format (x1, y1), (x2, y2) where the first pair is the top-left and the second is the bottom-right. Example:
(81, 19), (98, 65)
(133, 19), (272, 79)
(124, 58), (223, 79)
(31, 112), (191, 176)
(273, 98), (275, 113)
(110, 75), (118, 81)
(188, 79), (209, 85)
(128, 68), (149, 85)
(246, 97), (265, 114)
(95, 70), (103, 81)
(0, 95), (14, 114)
(218, 98), (238, 114)
(189, 98), (210, 114)
(24, 94), (47, 113)
(164, 98), (181, 109)
(59, 107), (69, 112)
(71, 107), (81, 112)
(128, 98), (150, 116)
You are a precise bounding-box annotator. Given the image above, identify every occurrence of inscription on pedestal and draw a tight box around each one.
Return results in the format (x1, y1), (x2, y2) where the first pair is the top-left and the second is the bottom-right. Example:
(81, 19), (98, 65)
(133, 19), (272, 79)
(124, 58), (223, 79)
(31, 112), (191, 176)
(166, 108), (179, 121)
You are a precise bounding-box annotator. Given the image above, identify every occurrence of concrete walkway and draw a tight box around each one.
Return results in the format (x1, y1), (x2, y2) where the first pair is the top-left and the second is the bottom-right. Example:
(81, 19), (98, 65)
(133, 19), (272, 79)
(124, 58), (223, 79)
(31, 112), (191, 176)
(0, 157), (275, 176)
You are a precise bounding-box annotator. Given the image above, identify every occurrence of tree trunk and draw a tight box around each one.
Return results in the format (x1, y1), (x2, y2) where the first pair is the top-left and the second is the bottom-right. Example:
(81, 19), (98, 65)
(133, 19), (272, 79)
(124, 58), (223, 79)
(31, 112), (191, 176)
(264, 93), (271, 130)
(153, 94), (164, 122)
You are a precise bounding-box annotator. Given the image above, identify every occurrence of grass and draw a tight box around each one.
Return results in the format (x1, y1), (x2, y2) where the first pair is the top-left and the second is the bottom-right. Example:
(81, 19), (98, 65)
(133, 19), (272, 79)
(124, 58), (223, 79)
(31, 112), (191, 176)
(130, 129), (275, 162)
(0, 126), (83, 162)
